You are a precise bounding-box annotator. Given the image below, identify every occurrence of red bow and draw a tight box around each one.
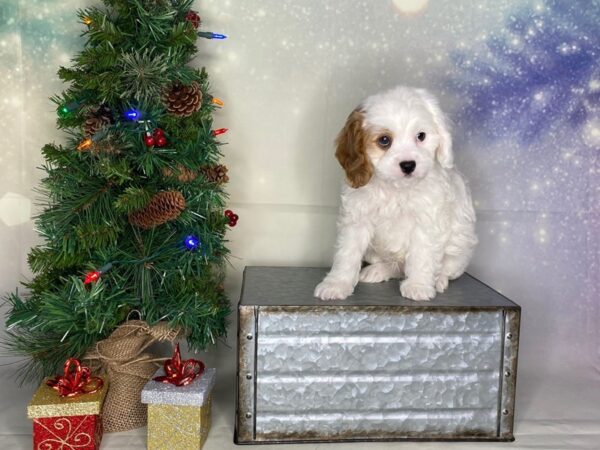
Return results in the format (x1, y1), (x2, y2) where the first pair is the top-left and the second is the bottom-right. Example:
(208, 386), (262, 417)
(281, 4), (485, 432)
(46, 358), (104, 398)
(153, 343), (205, 387)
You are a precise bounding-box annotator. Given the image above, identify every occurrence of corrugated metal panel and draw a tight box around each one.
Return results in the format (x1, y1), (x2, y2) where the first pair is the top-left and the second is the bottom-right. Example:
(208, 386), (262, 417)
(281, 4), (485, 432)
(254, 310), (503, 440)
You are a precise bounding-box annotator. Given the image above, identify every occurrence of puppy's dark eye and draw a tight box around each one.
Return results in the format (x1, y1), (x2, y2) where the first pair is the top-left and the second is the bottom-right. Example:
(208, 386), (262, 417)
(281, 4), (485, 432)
(417, 132), (426, 142)
(377, 135), (392, 149)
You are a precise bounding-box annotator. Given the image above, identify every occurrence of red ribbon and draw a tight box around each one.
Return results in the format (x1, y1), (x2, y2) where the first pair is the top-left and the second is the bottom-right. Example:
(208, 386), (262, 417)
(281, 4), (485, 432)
(46, 358), (104, 398)
(153, 343), (205, 387)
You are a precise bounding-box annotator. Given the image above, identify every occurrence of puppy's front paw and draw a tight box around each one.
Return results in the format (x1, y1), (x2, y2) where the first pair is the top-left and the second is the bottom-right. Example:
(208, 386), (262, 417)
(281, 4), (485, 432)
(435, 275), (449, 293)
(359, 263), (393, 283)
(400, 279), (436, 301)
(314, 279), (354, 301)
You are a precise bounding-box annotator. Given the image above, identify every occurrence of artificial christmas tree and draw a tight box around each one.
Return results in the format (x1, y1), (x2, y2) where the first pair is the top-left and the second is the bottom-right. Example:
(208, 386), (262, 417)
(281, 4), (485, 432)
(4, 0), (232, 431)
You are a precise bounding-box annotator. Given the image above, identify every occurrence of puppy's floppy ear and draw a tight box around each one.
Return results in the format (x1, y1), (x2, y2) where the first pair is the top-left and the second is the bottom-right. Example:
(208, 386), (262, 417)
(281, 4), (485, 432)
(335, 108), (373, 188)
(416, 89), (454, 169)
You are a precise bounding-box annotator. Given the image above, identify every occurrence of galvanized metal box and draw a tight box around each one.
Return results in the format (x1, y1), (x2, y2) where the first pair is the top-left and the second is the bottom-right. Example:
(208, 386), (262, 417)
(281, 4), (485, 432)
(235, 266), (520, 444)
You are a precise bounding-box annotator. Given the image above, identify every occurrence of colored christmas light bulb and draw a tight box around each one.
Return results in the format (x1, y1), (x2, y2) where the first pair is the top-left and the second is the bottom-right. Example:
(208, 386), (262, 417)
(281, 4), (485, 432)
(57, 100), (83, 118)
(197, 31), (227, 40)
(211, 97), (225, 107)
(83, 16), (92, 25)
(83, 263), (113, 284)
(84, 271), (101, 284)
(212, 128), (228, 136)
(77, 138), (93, 151)
(77, 129), (108, 151)
(184, 235), (201, 250)
(124, 108), (141, 120)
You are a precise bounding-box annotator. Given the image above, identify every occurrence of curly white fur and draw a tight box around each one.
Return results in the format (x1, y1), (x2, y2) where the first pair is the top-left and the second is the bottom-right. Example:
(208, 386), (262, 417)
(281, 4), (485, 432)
(315, 87), (477, 301)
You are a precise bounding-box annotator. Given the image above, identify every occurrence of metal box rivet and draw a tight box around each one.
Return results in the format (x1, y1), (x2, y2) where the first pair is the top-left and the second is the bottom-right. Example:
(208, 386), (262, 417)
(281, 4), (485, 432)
(245, 412), (252, 419)
(246, 334), (253, 340)
(245, 373), (253, 380)
(506, 332), (513, 339)
(502, 409), (509, 415)
(505, 370), (511, 377)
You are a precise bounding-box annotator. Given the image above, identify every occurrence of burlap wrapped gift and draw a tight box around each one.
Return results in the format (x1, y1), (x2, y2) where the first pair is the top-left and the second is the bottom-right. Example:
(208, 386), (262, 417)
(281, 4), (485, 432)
(85, 320), (179, 432)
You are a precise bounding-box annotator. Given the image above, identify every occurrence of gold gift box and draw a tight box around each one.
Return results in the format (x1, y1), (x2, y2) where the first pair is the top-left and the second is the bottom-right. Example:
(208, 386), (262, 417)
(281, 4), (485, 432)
(142, 368), (216, 450)
(27, 376), (108, 419)
(147, 395), (212, 449)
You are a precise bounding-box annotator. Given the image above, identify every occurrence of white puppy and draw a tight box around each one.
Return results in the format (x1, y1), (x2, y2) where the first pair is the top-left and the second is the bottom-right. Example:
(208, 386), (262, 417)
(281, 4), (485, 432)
(315, 87), (477, 301)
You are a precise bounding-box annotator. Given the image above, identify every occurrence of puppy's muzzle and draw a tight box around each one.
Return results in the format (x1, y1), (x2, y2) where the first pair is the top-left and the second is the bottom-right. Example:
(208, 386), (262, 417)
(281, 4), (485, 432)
(400, 160), (416, 175)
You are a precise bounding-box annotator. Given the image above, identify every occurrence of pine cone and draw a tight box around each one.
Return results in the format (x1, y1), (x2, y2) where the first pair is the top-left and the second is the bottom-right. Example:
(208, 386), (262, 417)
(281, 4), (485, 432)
(83, 116), (111, 137)
(128, 191), (186, 229)
(163, 82), (202, 117)
(162, 165), (198, 183)
(83, 104), (113, 137)
(201, 164), (229, 184)
(94, 104), (114, 122)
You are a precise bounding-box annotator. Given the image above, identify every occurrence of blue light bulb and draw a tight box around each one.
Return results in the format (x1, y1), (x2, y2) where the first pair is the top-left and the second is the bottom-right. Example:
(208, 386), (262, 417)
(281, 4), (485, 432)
(124, 108), (140, 120)
(197, 31), (227, 40)
(184, 235), (200, 251)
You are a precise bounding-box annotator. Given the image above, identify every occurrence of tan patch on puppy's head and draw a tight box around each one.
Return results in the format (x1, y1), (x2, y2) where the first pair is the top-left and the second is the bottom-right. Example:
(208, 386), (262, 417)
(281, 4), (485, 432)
(335, 109), (374, 188)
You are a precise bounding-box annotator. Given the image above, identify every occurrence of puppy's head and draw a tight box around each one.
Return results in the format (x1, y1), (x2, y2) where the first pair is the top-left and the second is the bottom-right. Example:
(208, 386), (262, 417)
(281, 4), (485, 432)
(335, 87), (453, 188)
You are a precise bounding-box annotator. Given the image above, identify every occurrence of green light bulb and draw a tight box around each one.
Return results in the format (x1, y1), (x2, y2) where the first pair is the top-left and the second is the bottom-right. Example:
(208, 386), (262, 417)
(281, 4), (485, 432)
(58, 105), (71, 118)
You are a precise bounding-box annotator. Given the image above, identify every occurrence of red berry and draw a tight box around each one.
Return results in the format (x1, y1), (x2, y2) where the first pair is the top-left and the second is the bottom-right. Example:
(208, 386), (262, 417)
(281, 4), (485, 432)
(231, 214), (239, 222)
(156, 136), (167, 147)
(224, 209), (233, 218)
(185, 10), (201, 29)
(144, 135), (155, 147)
(153, 128), (164, 137)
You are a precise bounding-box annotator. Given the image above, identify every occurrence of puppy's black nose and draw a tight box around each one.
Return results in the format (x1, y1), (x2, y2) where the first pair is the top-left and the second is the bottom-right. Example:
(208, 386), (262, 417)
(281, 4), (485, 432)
(400, 160), (416, 175)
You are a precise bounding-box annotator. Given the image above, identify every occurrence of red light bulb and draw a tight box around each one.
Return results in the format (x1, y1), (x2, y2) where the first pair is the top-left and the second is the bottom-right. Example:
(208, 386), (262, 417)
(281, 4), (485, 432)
(84, 271), (101, 284)
(211, 128), (228, 136)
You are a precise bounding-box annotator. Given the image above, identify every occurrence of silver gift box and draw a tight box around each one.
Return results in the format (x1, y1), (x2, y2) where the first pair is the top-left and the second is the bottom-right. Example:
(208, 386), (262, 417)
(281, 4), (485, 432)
(142, 367), (216, 407)
(235, 266), (520, 444)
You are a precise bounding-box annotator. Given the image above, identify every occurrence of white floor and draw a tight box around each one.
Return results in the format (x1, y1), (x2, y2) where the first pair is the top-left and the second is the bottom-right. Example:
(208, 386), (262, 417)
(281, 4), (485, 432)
(1, 352), (599, 450)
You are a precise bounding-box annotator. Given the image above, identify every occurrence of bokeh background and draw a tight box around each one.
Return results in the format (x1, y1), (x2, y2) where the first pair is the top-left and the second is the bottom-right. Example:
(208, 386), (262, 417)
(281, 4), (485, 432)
(0, 0), (598, 448)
